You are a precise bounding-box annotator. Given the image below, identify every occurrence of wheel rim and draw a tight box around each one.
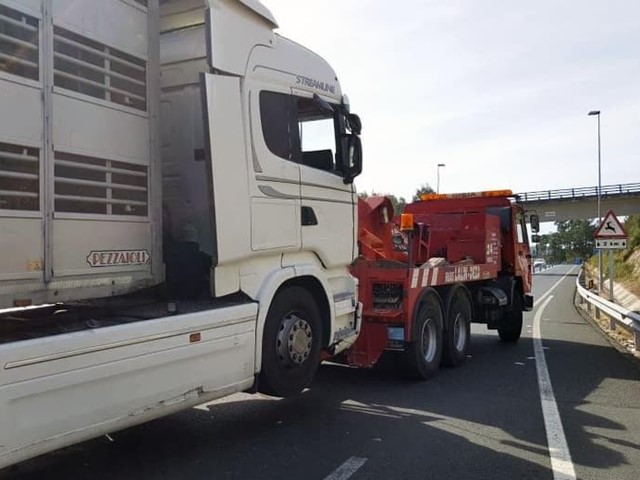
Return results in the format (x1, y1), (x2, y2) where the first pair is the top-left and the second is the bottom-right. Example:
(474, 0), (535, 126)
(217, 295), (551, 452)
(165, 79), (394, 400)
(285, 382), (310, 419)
(421, 317), (437, 363)
(276, 313), (313, 367)
(453, 312), (467, 353)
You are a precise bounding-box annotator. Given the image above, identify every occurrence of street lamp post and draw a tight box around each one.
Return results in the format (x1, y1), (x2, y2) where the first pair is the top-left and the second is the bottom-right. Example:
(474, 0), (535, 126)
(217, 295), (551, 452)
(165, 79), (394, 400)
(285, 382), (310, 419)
(588, 110), (603, 292)
(437, 163), (446, 193)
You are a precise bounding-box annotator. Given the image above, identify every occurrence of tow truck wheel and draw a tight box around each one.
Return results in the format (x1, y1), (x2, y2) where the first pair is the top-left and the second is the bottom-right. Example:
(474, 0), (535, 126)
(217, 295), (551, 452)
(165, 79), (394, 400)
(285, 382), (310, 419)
(442, 286), (472, 367)
(498, 289), (523, 343)
(258, 286), (323, 397)
(403, 289), (443, 380)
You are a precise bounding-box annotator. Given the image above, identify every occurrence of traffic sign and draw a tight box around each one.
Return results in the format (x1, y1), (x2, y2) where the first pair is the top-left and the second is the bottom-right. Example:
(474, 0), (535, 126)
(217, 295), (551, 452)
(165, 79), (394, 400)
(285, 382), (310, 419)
(595, 238), (627, 250)
(594, 210), (627, 240)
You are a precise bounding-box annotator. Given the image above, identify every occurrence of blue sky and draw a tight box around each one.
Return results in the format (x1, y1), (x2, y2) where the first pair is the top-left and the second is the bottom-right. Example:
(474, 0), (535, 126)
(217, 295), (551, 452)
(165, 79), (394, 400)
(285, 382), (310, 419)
(264, 0), (640, 200)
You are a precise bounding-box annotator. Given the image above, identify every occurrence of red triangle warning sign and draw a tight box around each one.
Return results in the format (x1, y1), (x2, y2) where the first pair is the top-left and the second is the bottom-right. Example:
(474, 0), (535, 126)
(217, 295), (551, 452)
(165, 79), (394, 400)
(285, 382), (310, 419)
(594, 210), (627, 239)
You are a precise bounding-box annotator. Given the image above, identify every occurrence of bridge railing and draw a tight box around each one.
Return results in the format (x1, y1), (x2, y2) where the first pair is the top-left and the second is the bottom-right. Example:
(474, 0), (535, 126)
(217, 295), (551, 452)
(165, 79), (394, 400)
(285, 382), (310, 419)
(576, 269), (640, 351)
(517, 183), (640, 202)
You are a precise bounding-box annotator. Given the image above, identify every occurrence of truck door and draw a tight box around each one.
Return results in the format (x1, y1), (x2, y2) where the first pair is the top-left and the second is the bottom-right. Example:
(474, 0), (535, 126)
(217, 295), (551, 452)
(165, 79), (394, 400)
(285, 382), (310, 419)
(294, 91), (357, 267)
(514, 211), (533, 293)
(246, 88), (302, 253)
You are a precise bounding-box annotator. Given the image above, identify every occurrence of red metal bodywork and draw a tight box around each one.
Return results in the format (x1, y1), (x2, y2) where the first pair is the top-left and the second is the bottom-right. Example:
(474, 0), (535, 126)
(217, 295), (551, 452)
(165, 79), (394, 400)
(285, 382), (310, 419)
(347, 194), (533, 368)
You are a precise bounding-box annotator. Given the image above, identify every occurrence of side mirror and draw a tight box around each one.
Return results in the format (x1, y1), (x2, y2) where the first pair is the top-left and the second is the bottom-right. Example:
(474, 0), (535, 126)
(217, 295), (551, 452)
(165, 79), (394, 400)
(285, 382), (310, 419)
(342, 134), (363, 184)
(347, 113), (362, 135)
(531, 234), (541, 244)
(530, 213), (540, 233)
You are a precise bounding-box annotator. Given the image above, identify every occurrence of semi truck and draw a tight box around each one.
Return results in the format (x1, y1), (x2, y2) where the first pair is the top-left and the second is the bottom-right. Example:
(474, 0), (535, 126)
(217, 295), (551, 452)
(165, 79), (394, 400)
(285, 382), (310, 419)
(344, 191), (539, 378)
(0, 0), (363, 468)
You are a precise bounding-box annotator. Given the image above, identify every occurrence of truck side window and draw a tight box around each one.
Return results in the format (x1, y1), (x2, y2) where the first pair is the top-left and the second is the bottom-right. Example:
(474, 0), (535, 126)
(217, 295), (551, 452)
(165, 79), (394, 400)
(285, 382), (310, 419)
(487, 206), (511, 233)
(259, 91), (341, 175)
(516, 213), (528, 244)
(296, 97), (337, 173)
(259, 91), (296, 161)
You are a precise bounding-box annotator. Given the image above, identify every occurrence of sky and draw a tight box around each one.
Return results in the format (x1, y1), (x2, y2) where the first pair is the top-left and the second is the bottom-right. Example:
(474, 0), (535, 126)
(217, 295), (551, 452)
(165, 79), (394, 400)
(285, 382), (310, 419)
(263, 0), (640, 201)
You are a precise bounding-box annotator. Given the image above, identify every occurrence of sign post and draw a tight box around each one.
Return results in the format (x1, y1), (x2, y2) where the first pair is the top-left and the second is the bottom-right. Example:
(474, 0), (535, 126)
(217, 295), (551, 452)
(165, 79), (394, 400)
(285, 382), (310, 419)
(594, 210), (628, 301)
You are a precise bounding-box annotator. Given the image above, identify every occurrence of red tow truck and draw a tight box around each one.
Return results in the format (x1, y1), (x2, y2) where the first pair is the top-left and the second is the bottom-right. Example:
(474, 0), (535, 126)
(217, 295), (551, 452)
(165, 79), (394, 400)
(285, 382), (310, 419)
(344, 190), (539, 378)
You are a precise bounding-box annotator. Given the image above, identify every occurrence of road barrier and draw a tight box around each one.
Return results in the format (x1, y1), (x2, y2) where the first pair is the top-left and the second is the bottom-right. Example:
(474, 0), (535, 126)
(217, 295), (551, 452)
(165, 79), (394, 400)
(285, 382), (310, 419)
(576, 269), (640, 351)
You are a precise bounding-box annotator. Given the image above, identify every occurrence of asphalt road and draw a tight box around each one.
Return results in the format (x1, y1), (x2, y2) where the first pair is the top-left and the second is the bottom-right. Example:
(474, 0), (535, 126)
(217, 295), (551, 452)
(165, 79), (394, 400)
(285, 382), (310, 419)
(3, 265), (640, 479)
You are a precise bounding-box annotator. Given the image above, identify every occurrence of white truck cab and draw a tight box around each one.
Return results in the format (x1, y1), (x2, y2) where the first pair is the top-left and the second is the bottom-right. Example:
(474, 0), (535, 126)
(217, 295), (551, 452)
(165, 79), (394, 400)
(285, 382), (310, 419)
(0, 0), (362, 469)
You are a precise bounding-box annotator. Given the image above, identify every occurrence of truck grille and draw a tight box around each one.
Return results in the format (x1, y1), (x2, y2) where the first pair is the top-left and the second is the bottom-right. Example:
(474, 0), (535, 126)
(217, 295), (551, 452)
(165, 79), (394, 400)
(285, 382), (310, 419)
(0, 141), (39, 211)
(0, 4), (39, 81)
(53, 26), (147, 111)
(54, 151), (148, 216)
(372, 283), (403, 310)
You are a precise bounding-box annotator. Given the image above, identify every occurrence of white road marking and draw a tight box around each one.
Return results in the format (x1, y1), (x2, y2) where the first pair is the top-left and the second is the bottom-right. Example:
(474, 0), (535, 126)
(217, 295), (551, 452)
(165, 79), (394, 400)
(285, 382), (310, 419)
(324, 457), (368, 480)
(534, 294), (576, 480)
(535, 266), (578, 306)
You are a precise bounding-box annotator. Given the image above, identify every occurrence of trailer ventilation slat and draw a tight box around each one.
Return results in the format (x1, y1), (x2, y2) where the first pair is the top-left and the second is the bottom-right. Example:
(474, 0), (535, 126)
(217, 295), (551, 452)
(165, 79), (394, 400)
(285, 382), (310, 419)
(53, 26), (147, 111)
(0, 142), (40, 211)
(0, 5), (39, 81)
(54, 152), (148, 216)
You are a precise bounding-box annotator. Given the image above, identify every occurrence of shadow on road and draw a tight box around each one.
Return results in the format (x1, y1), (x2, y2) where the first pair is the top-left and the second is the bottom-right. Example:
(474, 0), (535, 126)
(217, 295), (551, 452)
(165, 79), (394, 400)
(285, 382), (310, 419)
(534, 273), (580, 277)
(3, 333), (639, 480)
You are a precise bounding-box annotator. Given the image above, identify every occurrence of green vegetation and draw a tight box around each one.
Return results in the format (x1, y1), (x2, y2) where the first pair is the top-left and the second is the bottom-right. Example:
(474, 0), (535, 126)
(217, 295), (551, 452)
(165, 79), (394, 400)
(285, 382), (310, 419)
(358, 184), (435, 214)
(623, 214), (640, 255)
(537, 220), (596, 264)
(586, 214), (640, 287)
(412, 184), (435, 201)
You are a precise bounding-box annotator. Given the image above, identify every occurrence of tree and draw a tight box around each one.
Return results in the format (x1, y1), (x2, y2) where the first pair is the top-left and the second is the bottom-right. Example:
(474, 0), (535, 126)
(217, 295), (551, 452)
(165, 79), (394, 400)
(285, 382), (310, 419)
(539, 220), (596, 263)
(387, 194), (406, 214)
(358, 190), (406, 214)
(413, 183), (435, 201)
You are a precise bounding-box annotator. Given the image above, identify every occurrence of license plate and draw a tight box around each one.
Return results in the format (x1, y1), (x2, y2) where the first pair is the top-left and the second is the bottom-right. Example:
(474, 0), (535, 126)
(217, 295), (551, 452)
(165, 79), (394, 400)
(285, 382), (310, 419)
(386, 327), (405, 351)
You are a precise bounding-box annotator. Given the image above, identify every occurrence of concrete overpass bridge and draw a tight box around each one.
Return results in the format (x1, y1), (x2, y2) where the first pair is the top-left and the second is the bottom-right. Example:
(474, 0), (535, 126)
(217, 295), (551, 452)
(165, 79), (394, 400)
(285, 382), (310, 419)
(516, 182), (640, 223)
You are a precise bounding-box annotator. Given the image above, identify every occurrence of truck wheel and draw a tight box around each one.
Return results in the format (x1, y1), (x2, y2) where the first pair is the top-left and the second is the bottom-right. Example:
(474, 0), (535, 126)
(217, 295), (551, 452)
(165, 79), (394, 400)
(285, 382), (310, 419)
(442, 287), (472, 367)
(258, 286), (323, 397)
(498, 289), (523, 343)
(403, 290), (443, 380)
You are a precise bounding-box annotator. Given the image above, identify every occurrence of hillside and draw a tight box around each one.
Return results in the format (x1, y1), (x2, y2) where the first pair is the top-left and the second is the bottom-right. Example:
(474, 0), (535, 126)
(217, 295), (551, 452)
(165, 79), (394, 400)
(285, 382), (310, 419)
(586, 214), (640, 297)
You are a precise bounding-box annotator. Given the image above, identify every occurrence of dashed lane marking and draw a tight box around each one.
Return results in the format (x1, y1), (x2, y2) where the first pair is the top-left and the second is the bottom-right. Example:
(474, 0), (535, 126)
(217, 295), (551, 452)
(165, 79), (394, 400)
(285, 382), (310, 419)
(324, 457), (368, 480)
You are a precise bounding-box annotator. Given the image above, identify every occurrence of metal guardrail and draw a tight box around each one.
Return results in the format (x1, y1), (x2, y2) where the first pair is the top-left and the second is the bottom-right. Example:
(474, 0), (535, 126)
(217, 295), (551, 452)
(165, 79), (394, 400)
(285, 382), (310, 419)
(576, 269), (640, 351)
(516, 183), (640, 203)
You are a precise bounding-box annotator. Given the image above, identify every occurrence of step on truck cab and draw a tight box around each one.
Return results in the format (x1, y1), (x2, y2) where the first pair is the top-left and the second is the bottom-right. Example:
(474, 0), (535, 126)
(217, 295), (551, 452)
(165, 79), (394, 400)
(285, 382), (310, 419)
(0, 0), (362, 469)
(346, 191), (537, 378)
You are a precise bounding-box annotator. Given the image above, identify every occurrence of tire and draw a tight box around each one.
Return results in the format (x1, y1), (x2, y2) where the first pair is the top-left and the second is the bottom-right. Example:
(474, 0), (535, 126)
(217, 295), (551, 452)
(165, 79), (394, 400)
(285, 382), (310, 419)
(442, 286), (472, 367)
(498, 288), (523, 343)
(258, 286), (323, 397)
(402, 289), (443, 380)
